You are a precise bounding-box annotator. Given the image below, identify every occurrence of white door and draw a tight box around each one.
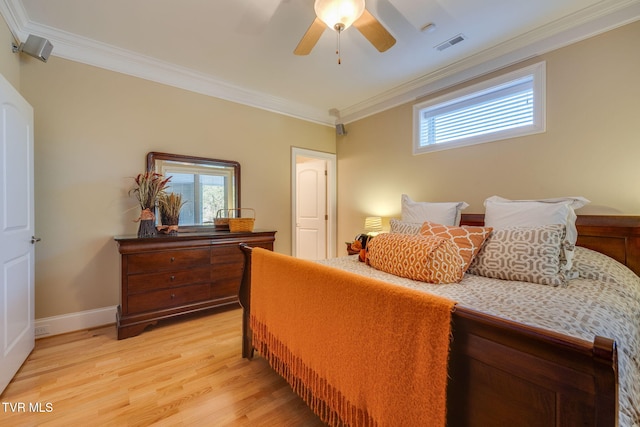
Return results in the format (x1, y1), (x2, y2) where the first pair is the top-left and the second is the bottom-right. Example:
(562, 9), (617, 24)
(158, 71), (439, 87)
(296, 160), (327, 260)
(0, 74), (35, 393)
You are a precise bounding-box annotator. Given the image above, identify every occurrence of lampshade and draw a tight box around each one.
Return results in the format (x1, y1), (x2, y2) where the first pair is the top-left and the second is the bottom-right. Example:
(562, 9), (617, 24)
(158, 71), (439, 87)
(314, 0), (366, 31)
(364, 216), (383, 235)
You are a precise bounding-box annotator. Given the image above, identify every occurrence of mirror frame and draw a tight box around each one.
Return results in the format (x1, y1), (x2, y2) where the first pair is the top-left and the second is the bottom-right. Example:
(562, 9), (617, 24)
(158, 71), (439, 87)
(146, 152), (241, 232)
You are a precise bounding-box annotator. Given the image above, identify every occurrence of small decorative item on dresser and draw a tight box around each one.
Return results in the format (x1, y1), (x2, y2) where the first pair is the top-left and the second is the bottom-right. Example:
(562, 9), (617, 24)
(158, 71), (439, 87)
(157, 192), (186, 235)
(128, 171), (170, 238)
(229, 208), (255, 232)
(214, 209), (230, 230)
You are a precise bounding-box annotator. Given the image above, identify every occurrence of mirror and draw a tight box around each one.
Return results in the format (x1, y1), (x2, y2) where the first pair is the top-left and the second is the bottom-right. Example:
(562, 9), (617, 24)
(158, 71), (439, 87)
(147, 152), (240, 231)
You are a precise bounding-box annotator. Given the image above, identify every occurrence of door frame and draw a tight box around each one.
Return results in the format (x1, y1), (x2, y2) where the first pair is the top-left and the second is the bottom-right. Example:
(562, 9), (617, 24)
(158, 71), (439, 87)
(291, 147), (336, 259)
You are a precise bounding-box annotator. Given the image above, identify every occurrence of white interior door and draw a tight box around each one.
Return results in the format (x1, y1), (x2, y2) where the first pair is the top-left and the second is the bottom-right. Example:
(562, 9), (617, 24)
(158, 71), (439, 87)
(296, 160), (327, 260)
(0, 74), (35, 393)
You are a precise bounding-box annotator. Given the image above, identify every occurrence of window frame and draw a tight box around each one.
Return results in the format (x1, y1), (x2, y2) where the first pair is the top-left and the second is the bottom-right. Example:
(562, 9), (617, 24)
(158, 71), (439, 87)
(413, 61), (546, 154)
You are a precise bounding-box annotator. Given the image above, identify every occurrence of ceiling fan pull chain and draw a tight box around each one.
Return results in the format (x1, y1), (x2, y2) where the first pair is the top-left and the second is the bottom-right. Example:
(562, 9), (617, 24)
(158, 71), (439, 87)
(334, 23), (345, 65)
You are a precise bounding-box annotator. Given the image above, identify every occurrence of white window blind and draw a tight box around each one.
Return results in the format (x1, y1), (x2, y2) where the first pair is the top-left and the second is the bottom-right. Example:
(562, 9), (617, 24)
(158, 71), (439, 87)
(413, 62), (545, 154)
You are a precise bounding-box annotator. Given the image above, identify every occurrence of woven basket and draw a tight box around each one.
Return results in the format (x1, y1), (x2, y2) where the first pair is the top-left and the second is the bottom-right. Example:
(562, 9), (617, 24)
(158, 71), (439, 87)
(228, 208), (255, 232)
(214, 209), (230, 230)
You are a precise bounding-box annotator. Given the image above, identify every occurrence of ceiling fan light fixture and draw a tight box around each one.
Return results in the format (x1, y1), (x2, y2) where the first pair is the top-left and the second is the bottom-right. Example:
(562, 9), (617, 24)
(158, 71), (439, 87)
(314, 0), (365, 31)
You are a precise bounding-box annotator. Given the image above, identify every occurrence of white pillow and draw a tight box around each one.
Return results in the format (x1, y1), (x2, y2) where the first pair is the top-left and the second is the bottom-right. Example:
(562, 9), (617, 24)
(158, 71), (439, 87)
(483, 195), (590, 271)
(401, 194), (469, 226)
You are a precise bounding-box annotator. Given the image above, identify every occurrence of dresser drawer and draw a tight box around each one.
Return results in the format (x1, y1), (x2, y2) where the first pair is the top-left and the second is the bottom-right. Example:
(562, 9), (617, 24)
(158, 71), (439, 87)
(210, 279), (241, 300)
(127, 248), (210, 274)
(211, 245), (244, 269)
(127, 266), (210, 294)
(210, 245), (244, 299)
(127, 283), (211, 314)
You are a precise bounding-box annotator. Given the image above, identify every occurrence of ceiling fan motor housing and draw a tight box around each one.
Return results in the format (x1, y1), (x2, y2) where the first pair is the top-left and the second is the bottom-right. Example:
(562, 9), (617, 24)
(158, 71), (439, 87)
(314, 0), (366, 30)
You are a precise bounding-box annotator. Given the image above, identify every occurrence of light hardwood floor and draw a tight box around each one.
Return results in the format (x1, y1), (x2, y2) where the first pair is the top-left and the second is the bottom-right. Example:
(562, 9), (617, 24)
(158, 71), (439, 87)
(0, 307), (325, 426)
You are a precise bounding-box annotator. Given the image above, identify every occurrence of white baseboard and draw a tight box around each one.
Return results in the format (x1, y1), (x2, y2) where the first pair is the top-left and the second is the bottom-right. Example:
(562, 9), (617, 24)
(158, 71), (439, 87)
(34, 306), (118, 338)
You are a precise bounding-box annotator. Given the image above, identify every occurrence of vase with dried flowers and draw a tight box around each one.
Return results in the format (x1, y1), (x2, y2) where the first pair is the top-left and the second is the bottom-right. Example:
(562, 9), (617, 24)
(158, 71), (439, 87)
(129, 171), (171, 238)
(157, 192), (186, 235)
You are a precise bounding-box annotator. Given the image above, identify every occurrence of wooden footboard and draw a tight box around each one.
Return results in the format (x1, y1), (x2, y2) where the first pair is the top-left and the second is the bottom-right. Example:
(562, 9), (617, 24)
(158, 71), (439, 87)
(448, 307), (617, 426)
(239, 243), (256, 360)
(239, 244), (618, 426)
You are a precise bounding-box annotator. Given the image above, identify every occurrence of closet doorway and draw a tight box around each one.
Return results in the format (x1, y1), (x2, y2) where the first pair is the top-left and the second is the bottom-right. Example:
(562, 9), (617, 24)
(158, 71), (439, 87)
(291, 148), (336, 260)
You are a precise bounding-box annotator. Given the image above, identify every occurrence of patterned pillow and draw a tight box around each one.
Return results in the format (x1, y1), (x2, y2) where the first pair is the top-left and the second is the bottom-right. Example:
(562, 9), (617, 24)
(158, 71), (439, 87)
(366, 233), (464, 284)
(390, 218), (422, 235)
(483, 195), (589, 272)
(467, 224), (569, 286)
(420, 221), (493, 272)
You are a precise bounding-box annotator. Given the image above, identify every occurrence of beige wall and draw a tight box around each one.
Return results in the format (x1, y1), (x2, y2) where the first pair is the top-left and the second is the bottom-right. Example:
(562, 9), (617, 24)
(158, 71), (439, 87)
(0, 15), (20, 88)
(337, 21), (640, 248)
(2, 11), (639, 320)
(7, 47), (334, 318)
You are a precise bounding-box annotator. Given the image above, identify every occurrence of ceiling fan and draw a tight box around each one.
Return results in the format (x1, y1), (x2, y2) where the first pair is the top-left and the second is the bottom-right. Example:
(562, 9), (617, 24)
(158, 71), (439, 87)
(294, 0), (396, 59)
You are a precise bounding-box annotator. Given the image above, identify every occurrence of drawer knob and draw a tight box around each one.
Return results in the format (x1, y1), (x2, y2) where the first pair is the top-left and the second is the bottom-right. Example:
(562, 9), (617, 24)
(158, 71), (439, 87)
(170, 257), (175, 262)
(170, 275), (175, 281)
(171, 293), (176, 299)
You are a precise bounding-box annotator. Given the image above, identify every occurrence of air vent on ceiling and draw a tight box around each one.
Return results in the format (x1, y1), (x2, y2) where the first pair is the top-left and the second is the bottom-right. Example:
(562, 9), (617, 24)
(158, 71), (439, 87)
(435, 34), (466, 51)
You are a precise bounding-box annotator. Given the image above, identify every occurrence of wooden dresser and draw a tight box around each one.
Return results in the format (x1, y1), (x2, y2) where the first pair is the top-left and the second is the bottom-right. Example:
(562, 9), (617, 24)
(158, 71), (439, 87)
(114, 230), (276, 339)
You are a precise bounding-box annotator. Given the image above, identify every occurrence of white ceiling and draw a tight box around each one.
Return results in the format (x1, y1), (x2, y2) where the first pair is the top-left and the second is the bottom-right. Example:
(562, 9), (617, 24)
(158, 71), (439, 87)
(2, 0), (640, 125)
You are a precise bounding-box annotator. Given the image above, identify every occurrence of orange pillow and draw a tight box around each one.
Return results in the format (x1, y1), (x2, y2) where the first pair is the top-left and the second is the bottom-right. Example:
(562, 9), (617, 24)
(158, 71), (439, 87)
(366, 233), (464, 284)
(420, 221), (493, 272)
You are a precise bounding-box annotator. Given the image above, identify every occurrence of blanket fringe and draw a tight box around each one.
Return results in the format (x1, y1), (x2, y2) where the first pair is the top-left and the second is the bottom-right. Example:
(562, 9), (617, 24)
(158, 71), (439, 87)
(251, 315), (376, 427)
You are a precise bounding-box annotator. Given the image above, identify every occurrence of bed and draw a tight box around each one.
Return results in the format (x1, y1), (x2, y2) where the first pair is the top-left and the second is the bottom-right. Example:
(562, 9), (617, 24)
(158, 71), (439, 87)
(239, 213), (640, 427)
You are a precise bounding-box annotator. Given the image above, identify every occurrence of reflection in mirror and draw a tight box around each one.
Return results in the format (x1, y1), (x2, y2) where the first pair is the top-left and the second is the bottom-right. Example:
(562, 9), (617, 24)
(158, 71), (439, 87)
(147, 152), (240, 230)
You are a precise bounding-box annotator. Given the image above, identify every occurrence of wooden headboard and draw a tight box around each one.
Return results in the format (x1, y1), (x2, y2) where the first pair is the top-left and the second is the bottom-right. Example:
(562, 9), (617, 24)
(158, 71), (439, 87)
(460, 214), (640, 276)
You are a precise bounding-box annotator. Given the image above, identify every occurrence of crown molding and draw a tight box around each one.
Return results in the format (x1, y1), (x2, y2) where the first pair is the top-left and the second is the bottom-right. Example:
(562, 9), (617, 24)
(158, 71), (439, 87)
(1, 0), (333, 125)
(0, 0), (27, 41)
(35, 23), (333, 125)
(339, 0), (640, 123)
(3, 0), (639, 127)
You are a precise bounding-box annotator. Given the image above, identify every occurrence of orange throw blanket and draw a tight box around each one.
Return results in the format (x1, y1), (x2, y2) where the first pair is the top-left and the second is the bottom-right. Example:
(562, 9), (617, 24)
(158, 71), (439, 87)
(250, 248), (456, 426)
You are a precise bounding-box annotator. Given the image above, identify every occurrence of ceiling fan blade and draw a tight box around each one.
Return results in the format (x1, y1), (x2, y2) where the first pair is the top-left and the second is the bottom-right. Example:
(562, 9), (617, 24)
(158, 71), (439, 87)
(353, 8), (396, 52)
(294, 17), (326, 55)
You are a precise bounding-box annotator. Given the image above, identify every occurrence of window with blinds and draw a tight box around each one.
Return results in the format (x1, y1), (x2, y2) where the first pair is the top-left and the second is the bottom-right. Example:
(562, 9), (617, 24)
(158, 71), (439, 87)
(413, 62), (545, 154)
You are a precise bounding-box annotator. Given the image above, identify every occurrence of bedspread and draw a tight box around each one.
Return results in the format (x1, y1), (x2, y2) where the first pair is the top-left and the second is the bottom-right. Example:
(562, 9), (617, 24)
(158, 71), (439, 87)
(319, 246), (640, 427)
